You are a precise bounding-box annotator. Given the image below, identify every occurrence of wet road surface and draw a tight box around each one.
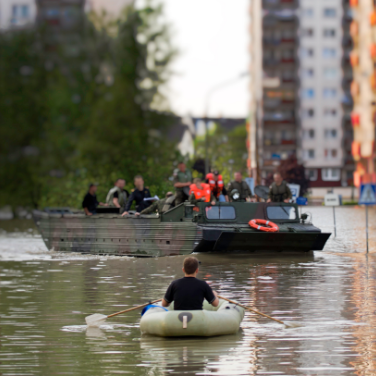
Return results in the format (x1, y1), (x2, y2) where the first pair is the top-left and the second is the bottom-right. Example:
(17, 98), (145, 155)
(0, 206), (375, 375)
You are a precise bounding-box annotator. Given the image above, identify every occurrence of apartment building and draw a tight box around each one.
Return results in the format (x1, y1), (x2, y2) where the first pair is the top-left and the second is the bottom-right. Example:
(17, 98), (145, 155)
(0, 0), (37, 30)
(299, 0), (346, 187)
(257, 0), (300, 178)
(347, 0), (376, 187)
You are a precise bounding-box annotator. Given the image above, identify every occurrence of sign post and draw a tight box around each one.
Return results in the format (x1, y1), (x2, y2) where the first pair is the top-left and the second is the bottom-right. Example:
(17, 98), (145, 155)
(324, 193), (341, 237)
(287, 184), (300, 203)
(359, 184), (376, 253)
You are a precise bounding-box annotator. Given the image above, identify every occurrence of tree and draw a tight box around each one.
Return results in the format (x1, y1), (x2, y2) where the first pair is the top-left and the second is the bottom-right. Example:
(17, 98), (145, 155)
(0, 1), (178, 209)
(193, 121), (248, 182)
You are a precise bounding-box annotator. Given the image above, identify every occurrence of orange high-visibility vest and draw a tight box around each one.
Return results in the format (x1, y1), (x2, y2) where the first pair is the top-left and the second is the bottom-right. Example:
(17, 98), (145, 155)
(189, 183), (211, 202)
(206, 173), (224, 197)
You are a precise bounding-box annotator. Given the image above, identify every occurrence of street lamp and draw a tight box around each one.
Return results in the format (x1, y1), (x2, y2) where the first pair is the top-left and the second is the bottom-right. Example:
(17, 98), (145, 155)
(203, 72), (249, 175)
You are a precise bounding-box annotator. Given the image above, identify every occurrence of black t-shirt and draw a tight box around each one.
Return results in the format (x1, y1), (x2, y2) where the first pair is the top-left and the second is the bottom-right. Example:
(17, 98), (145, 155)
(164, 277), (216, 310)
(82, 193), (98, 214)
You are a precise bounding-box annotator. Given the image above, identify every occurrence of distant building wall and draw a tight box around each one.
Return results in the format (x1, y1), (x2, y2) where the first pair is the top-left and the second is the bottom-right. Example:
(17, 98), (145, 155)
(0, 0), (37, 30)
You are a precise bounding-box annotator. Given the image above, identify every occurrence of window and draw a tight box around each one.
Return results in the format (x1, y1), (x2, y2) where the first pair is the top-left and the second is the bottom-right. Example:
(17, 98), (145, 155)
(303, 129), (315, 139)
(303, 108), (315, 118)
(323, 68), (338, 79)
(323, 48), (336, 58)
(324, 129), (338, 139)
(267, 206), (297, 220)
(302, 68), (314, 78)
(323, 88), (337, 98)
(205, 206), (236, 220)
(324, 149), (338, 159)
(306, 169), (318, 181)
(303, 8), (314, 17)
(302, 28), (314, 37)
(21, 5), (29, 18)
(302, 88), (315, 98)
(302, 48), (314, 58)
(322, 168), (341, 181)
(304, 149), (315, 159)
(324, 109), (337, 117)
(323, 29), (336, 37)
(323, 8), (336, 18)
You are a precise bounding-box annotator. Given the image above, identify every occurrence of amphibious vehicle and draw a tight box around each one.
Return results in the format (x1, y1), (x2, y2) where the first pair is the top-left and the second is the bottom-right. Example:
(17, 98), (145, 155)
(32, 201), (331, 256)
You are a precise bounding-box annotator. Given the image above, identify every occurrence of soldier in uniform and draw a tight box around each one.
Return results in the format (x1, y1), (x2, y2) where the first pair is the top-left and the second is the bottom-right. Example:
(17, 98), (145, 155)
(227, 172), (253, 202)
(173, 161), (192, 205)
(122, 175), (153, 215)
(136, 192), (176, 215)
(267, 172), (292, 203)
(105, 178), (129, 211)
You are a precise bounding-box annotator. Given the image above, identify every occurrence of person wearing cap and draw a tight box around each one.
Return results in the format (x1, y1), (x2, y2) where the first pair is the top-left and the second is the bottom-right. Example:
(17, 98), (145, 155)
(206, 170), (229, 202)
(173, 161), (192, 205)
(82, 184), (108, 216)
(136, 192), (176, 215)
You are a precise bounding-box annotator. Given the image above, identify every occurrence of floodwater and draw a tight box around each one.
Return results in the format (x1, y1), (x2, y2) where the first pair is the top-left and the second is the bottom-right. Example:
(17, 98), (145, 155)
(0, 206), (375, 376)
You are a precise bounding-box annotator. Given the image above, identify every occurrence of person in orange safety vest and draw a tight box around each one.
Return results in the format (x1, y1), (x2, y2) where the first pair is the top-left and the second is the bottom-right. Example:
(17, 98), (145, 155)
(189, 178), (216, 205)
(206, 170), (229, 202)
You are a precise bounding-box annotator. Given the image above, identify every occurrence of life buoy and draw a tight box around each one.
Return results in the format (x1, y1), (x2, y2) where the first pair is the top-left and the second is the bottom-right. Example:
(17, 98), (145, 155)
(249, 219), (279, 232)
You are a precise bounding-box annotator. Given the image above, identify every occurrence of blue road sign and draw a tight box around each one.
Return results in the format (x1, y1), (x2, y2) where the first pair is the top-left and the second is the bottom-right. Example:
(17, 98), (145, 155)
(359, 184), (376, 205)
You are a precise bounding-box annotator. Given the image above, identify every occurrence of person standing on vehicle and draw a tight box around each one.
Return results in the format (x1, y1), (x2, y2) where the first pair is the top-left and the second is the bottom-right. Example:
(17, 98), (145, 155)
(173, 161), (192, 205)
(122, 175), (152, 215)
(227, 172), (253, 202)
(82, 184), (108, 216)
(206, 170), (228, 202)
(267, 172), (292, 203)
(106, 178), (129, 211)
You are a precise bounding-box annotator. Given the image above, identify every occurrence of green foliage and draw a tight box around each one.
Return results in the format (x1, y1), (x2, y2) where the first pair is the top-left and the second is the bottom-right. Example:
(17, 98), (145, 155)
(194, 121), (248, 182)
(0, 2), (178, 209)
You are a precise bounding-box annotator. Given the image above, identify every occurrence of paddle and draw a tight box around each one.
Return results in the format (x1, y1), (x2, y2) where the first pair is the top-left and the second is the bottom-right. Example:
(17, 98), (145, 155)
(85, 299), (162, 327)
(218, 295), (299, 328)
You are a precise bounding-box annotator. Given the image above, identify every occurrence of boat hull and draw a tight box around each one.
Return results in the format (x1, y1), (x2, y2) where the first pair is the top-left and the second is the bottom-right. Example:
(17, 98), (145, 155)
(140, 300), (244, 337)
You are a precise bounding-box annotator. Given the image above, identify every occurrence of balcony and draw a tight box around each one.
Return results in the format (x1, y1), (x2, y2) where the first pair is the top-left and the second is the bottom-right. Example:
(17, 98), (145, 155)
(264, 139), (296, 146)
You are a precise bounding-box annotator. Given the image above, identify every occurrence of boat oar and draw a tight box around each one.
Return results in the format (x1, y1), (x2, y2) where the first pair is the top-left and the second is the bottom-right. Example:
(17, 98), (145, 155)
(218, 295), (299, 328)
(85, 299), (162, 327)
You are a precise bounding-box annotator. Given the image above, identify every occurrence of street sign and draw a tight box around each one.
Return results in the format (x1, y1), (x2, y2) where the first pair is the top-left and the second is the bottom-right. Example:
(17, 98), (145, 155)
(324, 193), (341, 206)
(245, 177), (255, 195)
(287, 184), (300, 203)
(359, 184), (376, 205)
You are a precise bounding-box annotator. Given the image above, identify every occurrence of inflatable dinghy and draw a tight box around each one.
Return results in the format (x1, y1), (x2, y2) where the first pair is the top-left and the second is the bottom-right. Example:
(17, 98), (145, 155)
(140, 299), (244, 337)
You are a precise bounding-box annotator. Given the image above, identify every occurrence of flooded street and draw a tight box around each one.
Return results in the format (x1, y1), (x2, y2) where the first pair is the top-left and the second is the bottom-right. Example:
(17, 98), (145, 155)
(1, 206), (376, 375)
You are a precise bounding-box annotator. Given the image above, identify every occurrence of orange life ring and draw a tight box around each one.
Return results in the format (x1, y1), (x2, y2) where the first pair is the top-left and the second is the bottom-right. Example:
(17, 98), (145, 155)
(249, 219), (279, 232)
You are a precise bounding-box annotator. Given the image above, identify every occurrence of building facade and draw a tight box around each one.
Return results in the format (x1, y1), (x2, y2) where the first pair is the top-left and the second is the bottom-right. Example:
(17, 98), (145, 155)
(258, 0), (300, 179)
(348, 0), (376, 187)
(299, 0), (346, 187)
(250, 0), (357, 189)
(0, 0), (37, 30)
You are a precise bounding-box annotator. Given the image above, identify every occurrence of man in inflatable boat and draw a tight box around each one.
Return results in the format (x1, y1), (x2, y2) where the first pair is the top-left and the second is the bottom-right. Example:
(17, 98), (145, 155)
(161, 257), (219, 310)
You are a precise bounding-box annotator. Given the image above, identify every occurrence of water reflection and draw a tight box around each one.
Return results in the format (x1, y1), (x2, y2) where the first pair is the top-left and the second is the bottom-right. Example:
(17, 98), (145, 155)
(0, 210), (376, 375)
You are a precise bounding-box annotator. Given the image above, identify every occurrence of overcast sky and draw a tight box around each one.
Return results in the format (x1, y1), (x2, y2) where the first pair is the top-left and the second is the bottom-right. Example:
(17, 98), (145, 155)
(92, 0), (250, 118)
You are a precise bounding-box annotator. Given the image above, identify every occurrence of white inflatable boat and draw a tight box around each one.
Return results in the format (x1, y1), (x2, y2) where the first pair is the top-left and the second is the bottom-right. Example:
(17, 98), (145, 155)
(140, 299), (245, 337)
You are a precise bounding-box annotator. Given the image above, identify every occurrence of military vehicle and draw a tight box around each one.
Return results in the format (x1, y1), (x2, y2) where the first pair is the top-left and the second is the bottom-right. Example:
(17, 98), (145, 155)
(32, 201), (331, 257)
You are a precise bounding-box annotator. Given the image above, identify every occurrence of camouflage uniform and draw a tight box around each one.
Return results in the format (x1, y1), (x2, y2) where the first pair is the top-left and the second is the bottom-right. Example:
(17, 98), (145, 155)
(268, 181), (292, 202)
(227, 180), (252, 202)
(139, 195), (176, 214)
(173, 169), (192, 205)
